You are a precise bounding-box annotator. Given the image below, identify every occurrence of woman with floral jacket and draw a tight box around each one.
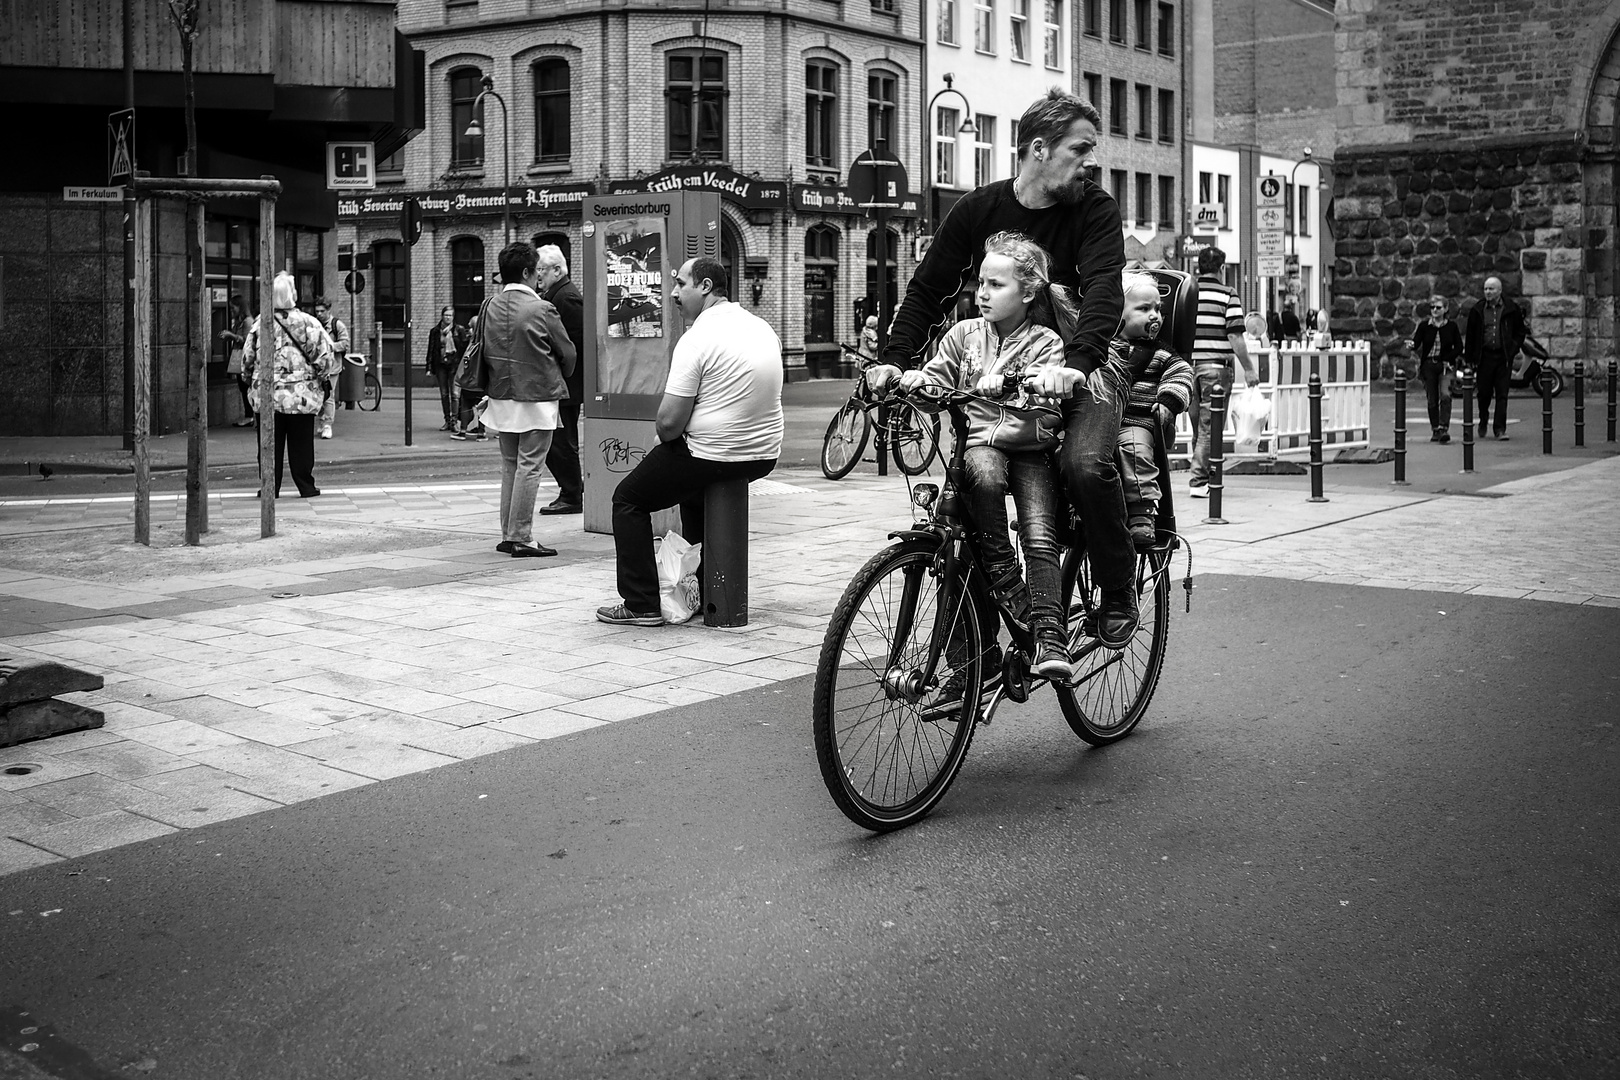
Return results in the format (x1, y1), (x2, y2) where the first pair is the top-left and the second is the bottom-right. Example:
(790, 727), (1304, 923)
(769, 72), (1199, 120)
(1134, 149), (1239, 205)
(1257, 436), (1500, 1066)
(243, 272), (338, 497)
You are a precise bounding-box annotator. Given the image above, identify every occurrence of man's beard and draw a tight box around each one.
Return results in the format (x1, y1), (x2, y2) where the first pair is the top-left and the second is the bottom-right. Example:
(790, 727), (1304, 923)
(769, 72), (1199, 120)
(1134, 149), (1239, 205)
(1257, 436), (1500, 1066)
(1053, 176), (1087, 206)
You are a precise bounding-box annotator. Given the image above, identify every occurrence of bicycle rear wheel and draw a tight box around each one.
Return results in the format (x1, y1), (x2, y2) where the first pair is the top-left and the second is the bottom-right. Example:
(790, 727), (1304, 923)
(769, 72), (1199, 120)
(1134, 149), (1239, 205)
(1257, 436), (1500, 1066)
(890, 402), (941, 475)
(361, 373), (382, 411)
(813, 541), (983, 831)
(1054, 544), (1170, 745)
(820, 400), (871, 480)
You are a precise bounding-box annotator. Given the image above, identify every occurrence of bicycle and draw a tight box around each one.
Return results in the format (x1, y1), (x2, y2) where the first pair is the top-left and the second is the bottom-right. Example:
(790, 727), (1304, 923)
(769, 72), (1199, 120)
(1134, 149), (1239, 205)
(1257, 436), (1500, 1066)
(820, 344), (942, 480)
(811, 380), (1190, 832)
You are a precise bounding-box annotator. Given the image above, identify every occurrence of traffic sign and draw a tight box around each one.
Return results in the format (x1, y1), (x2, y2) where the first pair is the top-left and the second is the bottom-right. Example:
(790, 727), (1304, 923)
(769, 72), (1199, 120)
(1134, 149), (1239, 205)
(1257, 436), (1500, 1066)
(1256, 175), (1283, 207)
(1255, 206), (1286, 232)
(847, 148), (909, 211)
(1257, 254), (1285, 277)
(1256, 231), (1285, 257)
(344, 271), (365, 295)
(399, 196), (423, 246)
(108, 108), (135, 185)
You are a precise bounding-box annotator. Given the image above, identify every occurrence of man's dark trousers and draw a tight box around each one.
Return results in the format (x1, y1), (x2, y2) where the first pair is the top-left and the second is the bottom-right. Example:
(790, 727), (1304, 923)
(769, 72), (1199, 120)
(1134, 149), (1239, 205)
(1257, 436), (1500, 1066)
(612, 438), (775, 614)
(1477, 349), (1511, 434)
(546, 397), (583, 504)
(1058, 390), (1135, 593)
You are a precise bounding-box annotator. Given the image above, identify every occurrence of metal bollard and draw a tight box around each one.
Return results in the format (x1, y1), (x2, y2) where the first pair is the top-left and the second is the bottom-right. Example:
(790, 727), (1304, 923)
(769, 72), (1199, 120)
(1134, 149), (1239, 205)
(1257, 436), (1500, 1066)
(1542, 367), (1554, 455)
(1609, 359), (1617, 442)
(1461, 368), (1476, 474)
(1308, 370), (1328, 502)
(1574, 360), (1585, 447)
(1204, 383), (1229, 524)
(1392, 367), (1410, 486)
(702, 478), (750, 627)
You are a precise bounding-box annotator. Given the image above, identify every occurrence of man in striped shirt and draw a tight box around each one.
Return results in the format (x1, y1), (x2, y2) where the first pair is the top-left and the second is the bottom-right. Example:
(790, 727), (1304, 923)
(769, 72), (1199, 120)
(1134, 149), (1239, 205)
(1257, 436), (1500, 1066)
(1188, 247), (1259, 498)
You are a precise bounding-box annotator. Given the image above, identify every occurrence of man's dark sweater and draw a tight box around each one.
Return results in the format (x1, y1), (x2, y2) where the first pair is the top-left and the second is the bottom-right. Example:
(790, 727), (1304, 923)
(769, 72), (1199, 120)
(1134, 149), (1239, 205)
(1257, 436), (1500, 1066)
(880, 178), (1126, 376)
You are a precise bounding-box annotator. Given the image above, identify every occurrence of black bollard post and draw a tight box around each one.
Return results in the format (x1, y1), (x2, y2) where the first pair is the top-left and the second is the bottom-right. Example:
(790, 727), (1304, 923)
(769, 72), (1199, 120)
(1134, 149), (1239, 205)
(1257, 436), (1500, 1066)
(1204, 383), (1229, 524)
(1392, 367), (1410, 486)
(1574, 360), (1585, 447)
(1542, 367), (1554, 455)
(1609, 359), (1617, 442)
(1461, 368), (1476, 473)
(702, 478), (750, 627)
(1308, 369), (1328, 502)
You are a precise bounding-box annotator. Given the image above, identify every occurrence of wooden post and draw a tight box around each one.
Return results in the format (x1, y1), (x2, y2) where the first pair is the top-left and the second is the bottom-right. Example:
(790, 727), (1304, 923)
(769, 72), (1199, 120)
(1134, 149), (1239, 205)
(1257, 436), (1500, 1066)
(132, 198), (152, 545)
(258, 191), (277, 538)
(185, 198), (208, 544)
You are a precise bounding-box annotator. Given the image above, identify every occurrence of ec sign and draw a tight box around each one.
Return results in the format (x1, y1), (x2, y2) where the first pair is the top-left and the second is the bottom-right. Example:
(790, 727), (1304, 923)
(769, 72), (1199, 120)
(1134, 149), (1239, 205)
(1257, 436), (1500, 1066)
(327, 142), (377, 191)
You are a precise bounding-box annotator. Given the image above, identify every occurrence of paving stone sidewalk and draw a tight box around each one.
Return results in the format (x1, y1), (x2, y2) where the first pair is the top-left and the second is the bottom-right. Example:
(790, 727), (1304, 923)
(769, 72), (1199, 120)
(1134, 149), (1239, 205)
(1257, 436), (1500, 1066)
(2, 456), (1618, 875)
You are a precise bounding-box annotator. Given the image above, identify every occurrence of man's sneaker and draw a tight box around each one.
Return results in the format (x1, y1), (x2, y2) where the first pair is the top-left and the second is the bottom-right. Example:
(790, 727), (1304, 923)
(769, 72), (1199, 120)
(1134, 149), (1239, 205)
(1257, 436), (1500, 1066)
(1188, 483), (1210, 500)
(1096, 587), (1139, 648)
(1032, 631), (1073, 681)
(595, 603), (664, 627)
(450, 430), (468, 441)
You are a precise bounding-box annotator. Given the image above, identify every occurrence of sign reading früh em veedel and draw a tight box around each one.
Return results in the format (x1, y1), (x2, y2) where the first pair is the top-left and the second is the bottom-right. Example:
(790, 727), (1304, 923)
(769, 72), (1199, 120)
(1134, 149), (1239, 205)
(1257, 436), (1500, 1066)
(336, 183), (595, 220)
(792, 183), (921, 218)
(606, 166), (787, 211)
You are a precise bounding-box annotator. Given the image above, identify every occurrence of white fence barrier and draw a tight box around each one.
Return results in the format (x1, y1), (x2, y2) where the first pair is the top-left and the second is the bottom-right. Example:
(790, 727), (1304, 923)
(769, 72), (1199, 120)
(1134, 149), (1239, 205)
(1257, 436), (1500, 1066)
(1169, 341), (1372, 459)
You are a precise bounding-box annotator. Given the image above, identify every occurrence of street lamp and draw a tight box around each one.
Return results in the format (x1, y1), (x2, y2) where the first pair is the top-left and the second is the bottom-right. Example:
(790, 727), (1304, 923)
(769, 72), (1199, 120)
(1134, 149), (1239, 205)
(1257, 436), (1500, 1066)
(465, 75), (511, 246)
(1288, 146), (1313, 317)
(926, 72), (978, 231)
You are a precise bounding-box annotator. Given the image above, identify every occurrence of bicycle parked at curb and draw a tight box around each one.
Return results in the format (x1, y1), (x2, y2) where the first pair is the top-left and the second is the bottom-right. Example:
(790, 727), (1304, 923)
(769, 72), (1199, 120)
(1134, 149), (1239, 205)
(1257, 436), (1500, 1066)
(811, 379), (1191, 833)
(820, 343), (942, 479)
(346, 353), (383, 411)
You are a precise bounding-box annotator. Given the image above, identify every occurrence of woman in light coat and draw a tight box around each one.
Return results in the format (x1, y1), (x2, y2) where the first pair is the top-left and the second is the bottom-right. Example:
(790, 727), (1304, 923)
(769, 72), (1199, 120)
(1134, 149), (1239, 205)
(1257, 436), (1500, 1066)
(243, 272), (337, 497)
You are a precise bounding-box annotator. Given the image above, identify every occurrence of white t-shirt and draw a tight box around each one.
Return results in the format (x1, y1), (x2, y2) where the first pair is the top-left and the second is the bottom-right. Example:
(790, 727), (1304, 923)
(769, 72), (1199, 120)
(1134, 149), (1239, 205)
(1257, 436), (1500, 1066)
(666, 301), (784, 461)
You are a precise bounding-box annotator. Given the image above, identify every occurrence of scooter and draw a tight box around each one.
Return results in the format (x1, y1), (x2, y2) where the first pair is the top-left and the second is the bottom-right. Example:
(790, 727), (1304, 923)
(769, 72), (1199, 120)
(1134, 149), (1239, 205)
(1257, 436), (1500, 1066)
(1510, 335), (1563, 397)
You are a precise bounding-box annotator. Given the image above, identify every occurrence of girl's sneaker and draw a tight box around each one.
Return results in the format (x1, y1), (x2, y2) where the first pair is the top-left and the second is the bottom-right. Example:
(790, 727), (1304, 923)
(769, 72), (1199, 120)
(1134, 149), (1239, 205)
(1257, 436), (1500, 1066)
(1032, 629), (1073, 681)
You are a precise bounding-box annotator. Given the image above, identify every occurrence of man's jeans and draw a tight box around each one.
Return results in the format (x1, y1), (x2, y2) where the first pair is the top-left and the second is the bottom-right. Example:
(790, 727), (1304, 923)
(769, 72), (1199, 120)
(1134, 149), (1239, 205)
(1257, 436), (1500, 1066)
(1057, 388), (1135, 593)
(1188, 363), (1234, 488)
(612, 438), (775, 614)
(1477, 351), (1511, 434)
(498, 428), (554, 544)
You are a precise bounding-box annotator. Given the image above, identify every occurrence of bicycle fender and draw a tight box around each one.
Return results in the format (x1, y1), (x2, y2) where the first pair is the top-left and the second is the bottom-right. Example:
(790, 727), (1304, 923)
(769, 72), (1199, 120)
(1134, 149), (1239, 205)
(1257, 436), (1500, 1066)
(887, 528), (942, 545)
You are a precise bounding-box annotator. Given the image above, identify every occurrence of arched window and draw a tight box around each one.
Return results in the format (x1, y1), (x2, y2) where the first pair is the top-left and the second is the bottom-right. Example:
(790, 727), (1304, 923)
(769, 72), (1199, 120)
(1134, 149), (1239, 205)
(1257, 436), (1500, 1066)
(450, 236), (486, 326)
(866, 227), (899, 319)
(666, 49), (727, 161)
(372, 241), (406, 329)
(533, 59), (571, 164)
(804, 225), (840, 345)
(450, 67), (485, 169)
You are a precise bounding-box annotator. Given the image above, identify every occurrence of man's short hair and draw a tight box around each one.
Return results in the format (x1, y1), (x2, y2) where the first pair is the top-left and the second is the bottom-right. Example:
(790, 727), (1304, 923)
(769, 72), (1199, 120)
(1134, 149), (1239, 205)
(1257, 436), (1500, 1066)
(1015, 87), (1102, 160)
(314, 296), (332, 310)
(536, 244), (569, 277)
(498, 241), (538, 284)
(1197, 247), (1226, 275)
(688, 256), (729, 297)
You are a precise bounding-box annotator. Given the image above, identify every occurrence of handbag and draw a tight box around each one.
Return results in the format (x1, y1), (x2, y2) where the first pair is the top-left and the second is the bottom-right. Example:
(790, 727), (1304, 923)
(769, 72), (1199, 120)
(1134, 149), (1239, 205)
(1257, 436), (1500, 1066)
(226, 346), (244, 375)
(458, 297), (494, 393)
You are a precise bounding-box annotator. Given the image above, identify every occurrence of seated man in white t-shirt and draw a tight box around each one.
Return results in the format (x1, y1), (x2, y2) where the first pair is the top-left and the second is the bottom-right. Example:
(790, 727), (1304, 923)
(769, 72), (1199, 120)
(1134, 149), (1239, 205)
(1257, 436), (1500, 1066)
(596, 256), (785, 626)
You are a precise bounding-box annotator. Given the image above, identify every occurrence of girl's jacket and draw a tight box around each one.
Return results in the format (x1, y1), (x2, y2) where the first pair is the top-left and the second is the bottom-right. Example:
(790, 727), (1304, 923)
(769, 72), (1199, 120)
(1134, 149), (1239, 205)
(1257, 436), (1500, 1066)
(917, 316), (1065, 452)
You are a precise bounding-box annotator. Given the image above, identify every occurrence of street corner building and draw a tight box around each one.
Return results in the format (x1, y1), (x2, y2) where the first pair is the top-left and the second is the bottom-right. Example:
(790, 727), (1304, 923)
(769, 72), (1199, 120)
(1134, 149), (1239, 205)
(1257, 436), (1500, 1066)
(0, 0), (424, 436)
(1332, 0), (1620, 376)
(351, 0), (929, 388)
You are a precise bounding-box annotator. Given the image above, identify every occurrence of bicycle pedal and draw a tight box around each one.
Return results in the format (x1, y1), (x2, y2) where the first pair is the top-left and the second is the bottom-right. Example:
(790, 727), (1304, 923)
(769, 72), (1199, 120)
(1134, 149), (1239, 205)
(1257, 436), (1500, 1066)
(1001, 652), (1031, 704)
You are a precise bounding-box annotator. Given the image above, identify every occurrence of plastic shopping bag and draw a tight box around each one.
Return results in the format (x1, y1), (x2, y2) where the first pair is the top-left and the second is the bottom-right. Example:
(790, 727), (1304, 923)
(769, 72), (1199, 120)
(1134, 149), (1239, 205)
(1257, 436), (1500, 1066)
(655, 530), (703, 625)
(1228, 386), (1269, 450)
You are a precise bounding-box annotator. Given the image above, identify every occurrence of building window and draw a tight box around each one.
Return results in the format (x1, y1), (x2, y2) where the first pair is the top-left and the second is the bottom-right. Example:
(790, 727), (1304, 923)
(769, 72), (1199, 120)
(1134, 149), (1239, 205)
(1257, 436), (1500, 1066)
(939, 0), (957, 44)
(1136, 172), (1152, 226)
(872, 0), (895, 11)
(936, 107), (960, 185)
(1158, 88), (1175, 142)
(1083, 71), (1102, 109)
(1010, 0), (1029, 59)
(372, 241), (406, 329)
(975, 114), (996, 185)
(1044, 0), (1063, 68)
(1110, 169), (1127, 213)
(1134, 0), (1151, 48)
(533, 58), (571, 164)
(667, 50), (727, 162)
(1135, 84), (1151, 138)
(450, 236), (486, 327)
(806, 61), (838, 169)
(1009, 118), (1019, 176)
(1108, 0), (1126, 43)
(1158, 1), (1175, 54)
(804, 225), (839, 345)
(1083, 0), (1100, 36)
(1158, 174), (1174, 227)
(1299, 184), (1311, 237)
(1109, 79), (1127, 136)
(449, 66), (484, 169)
(1217, 173), (1231, 217)
(377, 147), (405, 180)
(1198, 171), (1212, 204)
(868, 71), (897, 149)
(975, 0), (995, 52)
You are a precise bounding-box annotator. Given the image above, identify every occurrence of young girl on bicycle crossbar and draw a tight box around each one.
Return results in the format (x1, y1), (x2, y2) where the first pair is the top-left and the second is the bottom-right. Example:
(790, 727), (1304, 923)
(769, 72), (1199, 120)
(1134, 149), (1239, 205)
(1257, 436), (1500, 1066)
(867, 230), (1075, 680)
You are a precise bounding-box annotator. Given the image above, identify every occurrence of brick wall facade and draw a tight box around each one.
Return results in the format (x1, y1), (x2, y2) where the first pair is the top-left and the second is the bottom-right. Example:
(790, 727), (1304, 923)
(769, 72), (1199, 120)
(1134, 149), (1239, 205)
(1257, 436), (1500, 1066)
(1213, 0), (1335, 160)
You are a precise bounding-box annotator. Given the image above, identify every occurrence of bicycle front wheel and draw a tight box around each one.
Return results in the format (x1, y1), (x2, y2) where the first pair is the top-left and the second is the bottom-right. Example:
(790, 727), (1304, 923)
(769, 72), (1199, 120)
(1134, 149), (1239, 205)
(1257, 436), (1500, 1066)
(361, 373), (382, 411)
(1054, 545), (1170, 745)
(890, 402), (941, 475)
(813, 541), (983, 831)
(820, 400), (871, 480)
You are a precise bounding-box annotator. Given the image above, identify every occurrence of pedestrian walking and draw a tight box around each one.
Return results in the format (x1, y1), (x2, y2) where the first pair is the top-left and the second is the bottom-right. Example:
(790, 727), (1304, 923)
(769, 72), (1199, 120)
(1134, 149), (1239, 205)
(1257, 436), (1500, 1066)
(219, 293), (255, 427)
(472, 241), (577, 558)
(596, 257), (783, 627)
(1188, 247), (1259, 500)
(1280, 303), (1303, 342)
(313, 297), (347, 440)
(535, 244), (585, 516)
(425, 305), (466, 433)
(242, 272), (337, 498)
(1407, 294), (1463, 443)
(1464, 276), (1528, 441)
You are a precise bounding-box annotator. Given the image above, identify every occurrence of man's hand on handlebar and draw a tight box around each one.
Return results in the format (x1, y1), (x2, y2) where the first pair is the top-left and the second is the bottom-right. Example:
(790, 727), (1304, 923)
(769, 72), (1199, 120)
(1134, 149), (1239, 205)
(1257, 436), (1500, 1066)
(865, 363), (903, 395)
(1026, 366), (1084, 401)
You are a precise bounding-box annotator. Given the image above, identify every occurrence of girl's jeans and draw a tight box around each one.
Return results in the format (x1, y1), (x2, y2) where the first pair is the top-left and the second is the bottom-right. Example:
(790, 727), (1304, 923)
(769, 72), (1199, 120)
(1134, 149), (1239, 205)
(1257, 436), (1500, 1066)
(962, 446), (1064, 633)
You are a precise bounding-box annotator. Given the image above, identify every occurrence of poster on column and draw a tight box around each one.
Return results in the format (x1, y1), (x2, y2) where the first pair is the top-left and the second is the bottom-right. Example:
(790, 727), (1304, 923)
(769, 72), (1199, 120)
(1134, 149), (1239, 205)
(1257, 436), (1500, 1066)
(599, 215), (668, 396)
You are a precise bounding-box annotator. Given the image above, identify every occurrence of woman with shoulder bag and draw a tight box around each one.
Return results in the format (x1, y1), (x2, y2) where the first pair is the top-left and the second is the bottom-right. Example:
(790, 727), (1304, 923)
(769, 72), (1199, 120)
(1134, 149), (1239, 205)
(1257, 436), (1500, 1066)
(1406, 294), (1463, 444)
(220, 294), (255, 427)
(242, 272), (338, 496)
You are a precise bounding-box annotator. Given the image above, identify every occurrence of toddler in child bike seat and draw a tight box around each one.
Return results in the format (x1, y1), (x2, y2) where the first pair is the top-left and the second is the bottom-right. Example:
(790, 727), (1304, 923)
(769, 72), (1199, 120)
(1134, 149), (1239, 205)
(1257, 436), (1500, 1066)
(869, 231), (1075, 681)
(1114, 273), (1193, 551)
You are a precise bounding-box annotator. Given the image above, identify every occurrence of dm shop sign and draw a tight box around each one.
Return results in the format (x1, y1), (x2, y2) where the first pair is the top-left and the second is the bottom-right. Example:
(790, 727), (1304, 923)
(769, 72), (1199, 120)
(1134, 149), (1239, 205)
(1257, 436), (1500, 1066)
(607, 166), (787, 211)
(336, 183), (594, 220)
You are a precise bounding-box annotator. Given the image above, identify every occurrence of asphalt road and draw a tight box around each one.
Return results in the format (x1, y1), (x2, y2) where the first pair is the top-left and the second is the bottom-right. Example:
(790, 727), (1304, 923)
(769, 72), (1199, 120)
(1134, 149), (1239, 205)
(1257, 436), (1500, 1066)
(2, 575), (1615, 1079)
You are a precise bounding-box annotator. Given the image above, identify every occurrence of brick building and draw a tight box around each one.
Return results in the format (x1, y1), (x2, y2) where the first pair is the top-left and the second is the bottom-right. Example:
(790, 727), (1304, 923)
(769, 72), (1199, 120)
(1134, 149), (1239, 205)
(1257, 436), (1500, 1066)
(357, 1), (927, 385)
(1333, 0), (1620, 373)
